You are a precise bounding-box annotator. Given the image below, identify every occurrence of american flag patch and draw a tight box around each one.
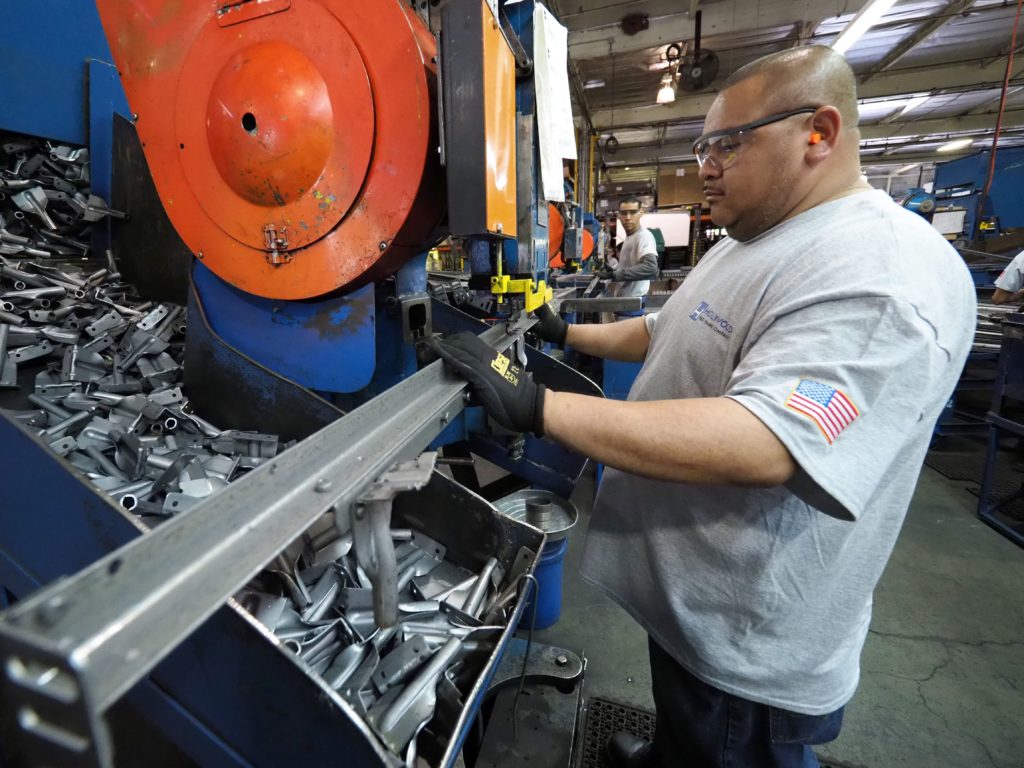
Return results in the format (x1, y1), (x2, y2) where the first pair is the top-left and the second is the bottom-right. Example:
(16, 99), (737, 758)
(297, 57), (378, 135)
(785, 379), (859, 444)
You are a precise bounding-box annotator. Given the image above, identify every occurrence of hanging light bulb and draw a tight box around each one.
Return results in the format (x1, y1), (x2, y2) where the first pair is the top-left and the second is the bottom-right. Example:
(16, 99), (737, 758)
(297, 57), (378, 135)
(657, 73), (676, 104)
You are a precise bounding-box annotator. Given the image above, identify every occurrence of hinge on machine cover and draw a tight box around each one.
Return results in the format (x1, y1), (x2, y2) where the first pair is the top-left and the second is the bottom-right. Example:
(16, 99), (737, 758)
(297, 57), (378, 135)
(263, 224), (291, 267)
(217, 0), (291, 28)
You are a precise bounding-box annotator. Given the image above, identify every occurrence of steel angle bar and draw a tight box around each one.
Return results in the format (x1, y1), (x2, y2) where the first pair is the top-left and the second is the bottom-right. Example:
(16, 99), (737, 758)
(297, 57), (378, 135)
(558, 296), (644, 313)
(0, 320), (531, 768)
(0, 324), (16, 389)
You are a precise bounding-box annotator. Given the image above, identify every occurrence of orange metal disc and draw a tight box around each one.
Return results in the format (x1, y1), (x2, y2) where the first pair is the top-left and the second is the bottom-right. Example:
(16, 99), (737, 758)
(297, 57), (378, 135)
(96, 0), (443, 300)
(548, 203), (564, 267)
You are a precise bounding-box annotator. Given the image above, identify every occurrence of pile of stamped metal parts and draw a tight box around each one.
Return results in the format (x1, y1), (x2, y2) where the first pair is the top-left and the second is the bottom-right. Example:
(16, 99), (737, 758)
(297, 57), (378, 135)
(0, 255), (291, 522)
(0, 132), (532, 768)
(0, 132), (124, 259)
(237, 514), (525, 764)
(0, 262), (528, 765)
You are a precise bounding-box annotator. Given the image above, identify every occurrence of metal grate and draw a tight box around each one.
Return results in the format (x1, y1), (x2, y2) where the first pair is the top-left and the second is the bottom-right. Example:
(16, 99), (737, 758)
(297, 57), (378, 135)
(578, 697), (656, 768)
(577, 697), (869, 768)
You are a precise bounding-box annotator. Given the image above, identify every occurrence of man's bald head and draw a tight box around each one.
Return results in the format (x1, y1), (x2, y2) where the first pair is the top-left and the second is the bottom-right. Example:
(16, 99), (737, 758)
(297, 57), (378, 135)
(721, 46), (859, 133)
(698, 46), (870, 242)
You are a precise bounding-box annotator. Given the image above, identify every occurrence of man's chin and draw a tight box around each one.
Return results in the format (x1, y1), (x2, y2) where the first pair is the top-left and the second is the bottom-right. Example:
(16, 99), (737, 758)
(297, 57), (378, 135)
(707, 203), (732, 227)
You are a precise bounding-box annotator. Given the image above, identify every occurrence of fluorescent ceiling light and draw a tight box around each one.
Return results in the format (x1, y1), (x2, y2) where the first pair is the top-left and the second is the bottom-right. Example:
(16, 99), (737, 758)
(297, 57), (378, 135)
(624, 166), (631, 171)
(584, 79), (605, 89)
(895, 95), (929, 118)
(832, 0), (898, 55)
(894, 163), (920, 174)
(937, 138), (973, 153)
(657, 83), (676, 105)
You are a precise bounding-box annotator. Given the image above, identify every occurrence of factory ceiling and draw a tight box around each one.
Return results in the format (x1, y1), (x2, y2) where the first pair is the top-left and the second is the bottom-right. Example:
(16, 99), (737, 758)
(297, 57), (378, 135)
(551, 0), (1024, 188)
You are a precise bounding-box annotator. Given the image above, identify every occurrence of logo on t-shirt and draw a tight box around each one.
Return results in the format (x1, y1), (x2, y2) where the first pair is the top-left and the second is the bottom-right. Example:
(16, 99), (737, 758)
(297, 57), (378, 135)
(689, 301), (733, 337)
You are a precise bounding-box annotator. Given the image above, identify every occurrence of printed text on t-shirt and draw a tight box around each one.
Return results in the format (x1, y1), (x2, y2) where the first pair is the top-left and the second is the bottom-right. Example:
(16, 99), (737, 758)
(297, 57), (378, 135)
(689, 301), (734, 337)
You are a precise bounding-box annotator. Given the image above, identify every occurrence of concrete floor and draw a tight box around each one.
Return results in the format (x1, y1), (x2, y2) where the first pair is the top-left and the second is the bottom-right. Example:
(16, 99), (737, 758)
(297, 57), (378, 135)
(535, 466), (1024, 768)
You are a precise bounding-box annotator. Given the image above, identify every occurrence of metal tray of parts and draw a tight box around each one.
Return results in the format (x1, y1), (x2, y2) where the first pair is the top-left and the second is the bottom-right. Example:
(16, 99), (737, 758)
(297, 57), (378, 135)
(378, 473), (544, 764)
(0, 291), (544, 768)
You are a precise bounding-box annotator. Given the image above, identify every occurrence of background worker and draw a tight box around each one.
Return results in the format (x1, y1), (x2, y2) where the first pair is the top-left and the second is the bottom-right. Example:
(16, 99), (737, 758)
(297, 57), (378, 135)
(435, 45), (975, 768)
(596, 213), (610, 264)
(991, 248), (1024, 304)
(600, 196), (659, 299)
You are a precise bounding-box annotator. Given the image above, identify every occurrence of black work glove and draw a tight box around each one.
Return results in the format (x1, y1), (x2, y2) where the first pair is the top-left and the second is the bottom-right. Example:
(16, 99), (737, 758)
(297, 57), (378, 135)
(433, 332), (546, 436)
(533, 303), (569, 347)
(597, 266), (615, 280)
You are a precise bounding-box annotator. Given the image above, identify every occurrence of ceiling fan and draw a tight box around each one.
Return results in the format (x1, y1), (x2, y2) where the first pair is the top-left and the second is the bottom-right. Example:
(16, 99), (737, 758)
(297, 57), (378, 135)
(670, 10), (720, 92)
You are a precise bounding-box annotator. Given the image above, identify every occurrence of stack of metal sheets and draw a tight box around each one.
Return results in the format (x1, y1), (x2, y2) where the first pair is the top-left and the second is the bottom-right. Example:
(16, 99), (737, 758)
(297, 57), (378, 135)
(976, 301), (1019, 352)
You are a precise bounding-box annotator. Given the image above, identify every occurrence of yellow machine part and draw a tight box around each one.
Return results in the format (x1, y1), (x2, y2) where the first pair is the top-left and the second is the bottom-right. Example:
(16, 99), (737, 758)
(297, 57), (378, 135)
(491, 274), (553, 312)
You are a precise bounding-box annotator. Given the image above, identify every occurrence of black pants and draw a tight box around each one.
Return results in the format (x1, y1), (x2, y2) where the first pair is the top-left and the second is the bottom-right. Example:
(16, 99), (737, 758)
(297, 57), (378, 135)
(647, 638), (844, 768)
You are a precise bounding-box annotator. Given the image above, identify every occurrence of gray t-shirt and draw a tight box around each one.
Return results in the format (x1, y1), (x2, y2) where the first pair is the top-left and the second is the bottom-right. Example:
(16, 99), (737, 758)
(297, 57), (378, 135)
(994, 249), (1024, 292)
(608, 226), (658, 298)
(579, 190), (976, 715)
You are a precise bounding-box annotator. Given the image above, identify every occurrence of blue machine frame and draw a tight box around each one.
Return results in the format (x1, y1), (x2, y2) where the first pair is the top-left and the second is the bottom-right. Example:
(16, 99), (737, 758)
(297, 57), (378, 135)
(0, 1), (590, 764)
(0, 0), (130, 255)
(934, 147), (1024, 241)
(977, 316), (1024, 549)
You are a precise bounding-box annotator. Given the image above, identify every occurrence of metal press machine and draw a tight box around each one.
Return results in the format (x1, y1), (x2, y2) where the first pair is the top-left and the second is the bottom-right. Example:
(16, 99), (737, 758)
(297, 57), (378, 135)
(0, 1), (611, 765)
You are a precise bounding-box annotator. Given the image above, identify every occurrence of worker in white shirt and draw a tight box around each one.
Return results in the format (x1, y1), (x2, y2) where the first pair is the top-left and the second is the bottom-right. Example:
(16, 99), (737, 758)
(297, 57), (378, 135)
(991, 250), (1024, 304)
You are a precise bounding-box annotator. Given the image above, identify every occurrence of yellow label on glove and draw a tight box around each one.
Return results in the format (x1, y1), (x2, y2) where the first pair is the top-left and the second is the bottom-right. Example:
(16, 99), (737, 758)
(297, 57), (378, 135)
(491, 352), (510, 376)
(490, 352), (521, 386)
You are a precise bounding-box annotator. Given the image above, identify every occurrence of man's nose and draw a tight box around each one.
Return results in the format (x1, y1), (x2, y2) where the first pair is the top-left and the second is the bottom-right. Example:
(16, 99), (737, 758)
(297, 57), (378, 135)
(698, 161), (720, 181)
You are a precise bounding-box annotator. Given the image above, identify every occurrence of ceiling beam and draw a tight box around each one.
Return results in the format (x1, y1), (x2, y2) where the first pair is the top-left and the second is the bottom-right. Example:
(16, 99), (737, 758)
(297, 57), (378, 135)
(859, 149), (977, 166)
(792, 18), (823, 47)
(599, 109), (1024, 165)
(609, 141), (695, 165)
(601, 145), (1000, 176)
(556, 0), (685, 33)
(568, 0), (871, 61)
(980, 39), (1024, 69)
(590, 58), (1024, 130)
(966, 86), (1024, 114)
(860, 0), (974, 83)
(860, 108), (1024, 141)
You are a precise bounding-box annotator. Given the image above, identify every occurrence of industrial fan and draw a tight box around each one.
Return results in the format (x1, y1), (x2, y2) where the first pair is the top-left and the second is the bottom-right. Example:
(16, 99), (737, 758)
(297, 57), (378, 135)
(669, 10), (719, 92)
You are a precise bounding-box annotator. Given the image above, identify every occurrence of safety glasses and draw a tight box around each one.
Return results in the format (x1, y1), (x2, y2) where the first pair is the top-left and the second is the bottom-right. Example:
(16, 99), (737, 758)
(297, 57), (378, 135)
(692, 107), (819, 170)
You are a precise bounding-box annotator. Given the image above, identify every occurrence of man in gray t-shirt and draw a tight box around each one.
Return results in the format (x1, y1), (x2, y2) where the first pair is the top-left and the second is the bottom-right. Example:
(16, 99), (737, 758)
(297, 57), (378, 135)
(436, 45), (975, 768)
(604, 196), (659, 299)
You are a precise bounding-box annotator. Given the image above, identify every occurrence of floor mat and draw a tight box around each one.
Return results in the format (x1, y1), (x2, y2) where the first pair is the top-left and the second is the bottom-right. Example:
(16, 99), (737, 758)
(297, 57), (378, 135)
(967, 472), (1024, 520)
(578, 698), (655, 768)
(926, 439), (1024, 520)
(923, 448), (986, 483)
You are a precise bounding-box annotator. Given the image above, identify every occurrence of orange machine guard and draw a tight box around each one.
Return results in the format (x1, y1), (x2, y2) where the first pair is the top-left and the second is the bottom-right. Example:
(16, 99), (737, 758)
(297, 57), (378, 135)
(95, 0), (444, 300)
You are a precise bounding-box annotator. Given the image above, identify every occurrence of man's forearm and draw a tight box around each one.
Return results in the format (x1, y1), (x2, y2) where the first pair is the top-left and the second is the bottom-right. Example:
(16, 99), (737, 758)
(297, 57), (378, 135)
(616, 252), (659, 281)
(543, 391), (796, 487)
(992, 287), (1024, 304)
(564, 316), (650, 361)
